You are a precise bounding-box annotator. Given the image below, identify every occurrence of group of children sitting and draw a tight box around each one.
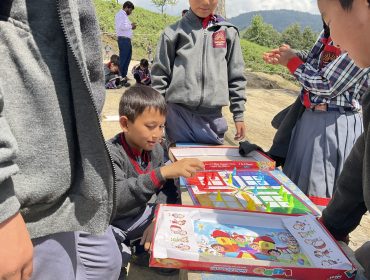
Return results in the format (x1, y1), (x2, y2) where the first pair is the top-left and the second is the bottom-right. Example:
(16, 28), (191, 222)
(104, 55), (151, 89)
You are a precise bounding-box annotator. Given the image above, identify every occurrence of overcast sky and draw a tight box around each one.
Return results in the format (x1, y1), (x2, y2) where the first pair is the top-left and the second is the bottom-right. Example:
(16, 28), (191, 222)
(123, 0), (320, 18)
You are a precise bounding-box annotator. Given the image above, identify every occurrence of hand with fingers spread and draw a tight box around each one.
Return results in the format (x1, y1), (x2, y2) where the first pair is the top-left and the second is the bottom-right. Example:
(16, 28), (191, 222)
(263, 47), (281, 65)
(160, 158), (204, 179)
(0, 213), (33, 280)
(263, 44), (296, 66)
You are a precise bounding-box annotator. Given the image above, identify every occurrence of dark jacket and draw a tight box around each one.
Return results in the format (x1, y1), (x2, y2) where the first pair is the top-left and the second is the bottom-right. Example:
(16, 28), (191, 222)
(322, 88), (370, 270)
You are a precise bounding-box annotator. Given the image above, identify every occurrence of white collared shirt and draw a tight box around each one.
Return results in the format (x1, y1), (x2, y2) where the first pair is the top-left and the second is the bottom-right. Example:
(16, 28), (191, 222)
(115, 10), (133, 38)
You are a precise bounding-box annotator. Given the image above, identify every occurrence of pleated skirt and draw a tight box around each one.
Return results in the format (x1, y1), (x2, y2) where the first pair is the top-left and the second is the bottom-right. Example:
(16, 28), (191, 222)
(283, 109), (363, 200)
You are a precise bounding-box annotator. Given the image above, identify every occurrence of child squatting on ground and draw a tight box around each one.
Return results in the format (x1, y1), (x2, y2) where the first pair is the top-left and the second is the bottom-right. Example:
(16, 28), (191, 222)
(106, 85), (204, 278)
(132, 58), (151, 85)
(152, 0), (247, 146)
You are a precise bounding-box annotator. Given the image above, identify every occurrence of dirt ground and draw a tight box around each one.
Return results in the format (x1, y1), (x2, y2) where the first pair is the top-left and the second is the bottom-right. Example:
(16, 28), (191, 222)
(101, 63), (370, 279)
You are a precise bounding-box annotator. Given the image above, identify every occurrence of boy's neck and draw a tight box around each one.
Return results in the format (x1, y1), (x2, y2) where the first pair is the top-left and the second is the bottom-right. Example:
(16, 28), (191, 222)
(121, 133), (143, 155)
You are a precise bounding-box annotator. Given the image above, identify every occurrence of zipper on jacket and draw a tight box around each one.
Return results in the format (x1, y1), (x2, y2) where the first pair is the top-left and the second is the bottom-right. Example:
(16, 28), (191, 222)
(56, 1), (118, 224)
(197, 29), (207, 110)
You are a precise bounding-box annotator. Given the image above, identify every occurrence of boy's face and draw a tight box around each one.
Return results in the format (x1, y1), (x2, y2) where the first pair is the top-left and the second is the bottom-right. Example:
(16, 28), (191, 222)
(318, 0), (370, 67)
(110, 64), (119, 74)
(189, 0), (218, 18)
(120, 107), (165, 152)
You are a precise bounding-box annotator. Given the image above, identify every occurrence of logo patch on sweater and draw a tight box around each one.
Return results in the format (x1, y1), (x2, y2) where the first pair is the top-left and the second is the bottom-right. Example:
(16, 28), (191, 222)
(212, 30), (226, 48)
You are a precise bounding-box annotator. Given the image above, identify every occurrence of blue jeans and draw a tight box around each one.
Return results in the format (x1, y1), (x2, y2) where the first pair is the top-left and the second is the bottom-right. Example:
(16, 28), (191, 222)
(118, 37), (132, 77)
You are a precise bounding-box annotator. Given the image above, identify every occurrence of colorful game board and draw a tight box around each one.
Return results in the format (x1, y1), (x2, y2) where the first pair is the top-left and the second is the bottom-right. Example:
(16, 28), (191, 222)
(183, 170), (317, 215)
(150, 205), (356, 279)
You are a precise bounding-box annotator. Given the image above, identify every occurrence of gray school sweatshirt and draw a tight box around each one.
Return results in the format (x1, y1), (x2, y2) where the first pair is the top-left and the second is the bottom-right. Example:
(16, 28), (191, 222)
(151, 9), (247, 122)
(0, 0), (114, 238)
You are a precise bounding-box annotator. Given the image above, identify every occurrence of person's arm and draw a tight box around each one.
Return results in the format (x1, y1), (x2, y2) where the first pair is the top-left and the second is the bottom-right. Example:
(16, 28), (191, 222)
(112, 146), (204, 214)
(151, 32), (176, 96)
(225, 28), (247, 140)
(287, 52), (370, 98)
(0, 89), (33, 280)
(112, 150), (166, 214)
(321, 134), (368, 239)
(0, 90), (20, 222)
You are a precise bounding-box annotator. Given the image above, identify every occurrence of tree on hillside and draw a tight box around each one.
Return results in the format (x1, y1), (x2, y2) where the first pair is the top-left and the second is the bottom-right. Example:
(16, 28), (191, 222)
(301, 27), (317, 50)
(151, 0), (178, 14)
(281, 23), (303, 49)
(243, 15), (281, 48)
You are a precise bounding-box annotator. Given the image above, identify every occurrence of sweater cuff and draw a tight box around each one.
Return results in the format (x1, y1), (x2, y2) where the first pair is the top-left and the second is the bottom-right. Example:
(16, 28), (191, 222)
(233, 112), (244, 122)
(287, 56), (304, 74)
(150, 168), (166, 189)
(318, 216), (350, 244)
(0, 177), (21, 223)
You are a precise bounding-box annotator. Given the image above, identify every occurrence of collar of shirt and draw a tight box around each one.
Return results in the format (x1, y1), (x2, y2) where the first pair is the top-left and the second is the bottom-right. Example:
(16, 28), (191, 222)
(120, 133), (150, 167)
(202, 14), (225, 29)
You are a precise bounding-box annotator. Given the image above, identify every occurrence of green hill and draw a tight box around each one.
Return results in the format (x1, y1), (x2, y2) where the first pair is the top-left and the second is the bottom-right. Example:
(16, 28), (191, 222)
(94, 0), (288, 78)
(229, 10), (322, 33)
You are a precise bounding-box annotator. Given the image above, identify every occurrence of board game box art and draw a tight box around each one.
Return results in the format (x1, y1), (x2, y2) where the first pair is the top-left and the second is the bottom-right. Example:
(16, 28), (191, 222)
(150, 205), (356, 280)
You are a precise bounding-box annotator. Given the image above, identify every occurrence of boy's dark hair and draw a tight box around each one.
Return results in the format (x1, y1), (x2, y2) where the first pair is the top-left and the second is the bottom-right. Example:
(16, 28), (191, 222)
(110, 54), (120, 66)
(140, 58), (149, 68)
(119, 85), (166, 121)
(322, 20), (330, 38)
(123, 1), (134, 9)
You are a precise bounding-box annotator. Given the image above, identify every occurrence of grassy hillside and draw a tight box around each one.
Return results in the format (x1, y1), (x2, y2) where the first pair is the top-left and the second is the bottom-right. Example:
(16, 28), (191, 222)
(94, 0), (290, 78)
(240, 40), (291, 79)
(94, 0), (178, 60)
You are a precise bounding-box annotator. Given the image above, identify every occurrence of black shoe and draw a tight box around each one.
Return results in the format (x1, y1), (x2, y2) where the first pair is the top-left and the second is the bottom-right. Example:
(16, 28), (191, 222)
(152, 267), (179, 276)
(130, 251), (150, 267)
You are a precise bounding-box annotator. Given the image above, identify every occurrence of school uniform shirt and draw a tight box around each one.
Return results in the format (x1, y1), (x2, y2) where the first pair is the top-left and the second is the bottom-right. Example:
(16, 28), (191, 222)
(287, 32), (370, 110)
(115, 9), (133, 38)
(106, 133), (166, 220)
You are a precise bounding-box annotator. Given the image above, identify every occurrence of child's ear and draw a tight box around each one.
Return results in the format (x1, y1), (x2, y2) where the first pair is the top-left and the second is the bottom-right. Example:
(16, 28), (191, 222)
(119, 116), (129, 132)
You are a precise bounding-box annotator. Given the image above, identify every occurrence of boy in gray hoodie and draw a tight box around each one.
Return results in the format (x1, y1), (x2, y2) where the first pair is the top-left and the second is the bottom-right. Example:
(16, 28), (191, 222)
(152, 0), (247, 145)
(107, 85), (203, 277)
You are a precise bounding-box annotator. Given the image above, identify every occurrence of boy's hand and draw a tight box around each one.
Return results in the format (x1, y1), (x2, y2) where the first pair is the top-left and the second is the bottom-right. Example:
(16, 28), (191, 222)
(234, 121), (246, 141)
(131, 22), (137, 30)
(263, 48), (281, 65)
(277, 44), (296, 66)
(0, 213), (33, 280)
(160, 158), (204, 179)
(140, 220), (155, 251)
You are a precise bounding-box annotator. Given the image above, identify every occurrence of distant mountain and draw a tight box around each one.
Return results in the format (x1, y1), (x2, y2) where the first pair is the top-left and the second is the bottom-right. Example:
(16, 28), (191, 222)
(229, 9), (322, 33)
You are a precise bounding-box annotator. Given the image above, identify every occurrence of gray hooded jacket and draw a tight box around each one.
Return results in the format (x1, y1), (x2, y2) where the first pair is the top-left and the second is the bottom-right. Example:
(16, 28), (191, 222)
(0, 0), (115, 238)
(151, 9), (246, 122)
